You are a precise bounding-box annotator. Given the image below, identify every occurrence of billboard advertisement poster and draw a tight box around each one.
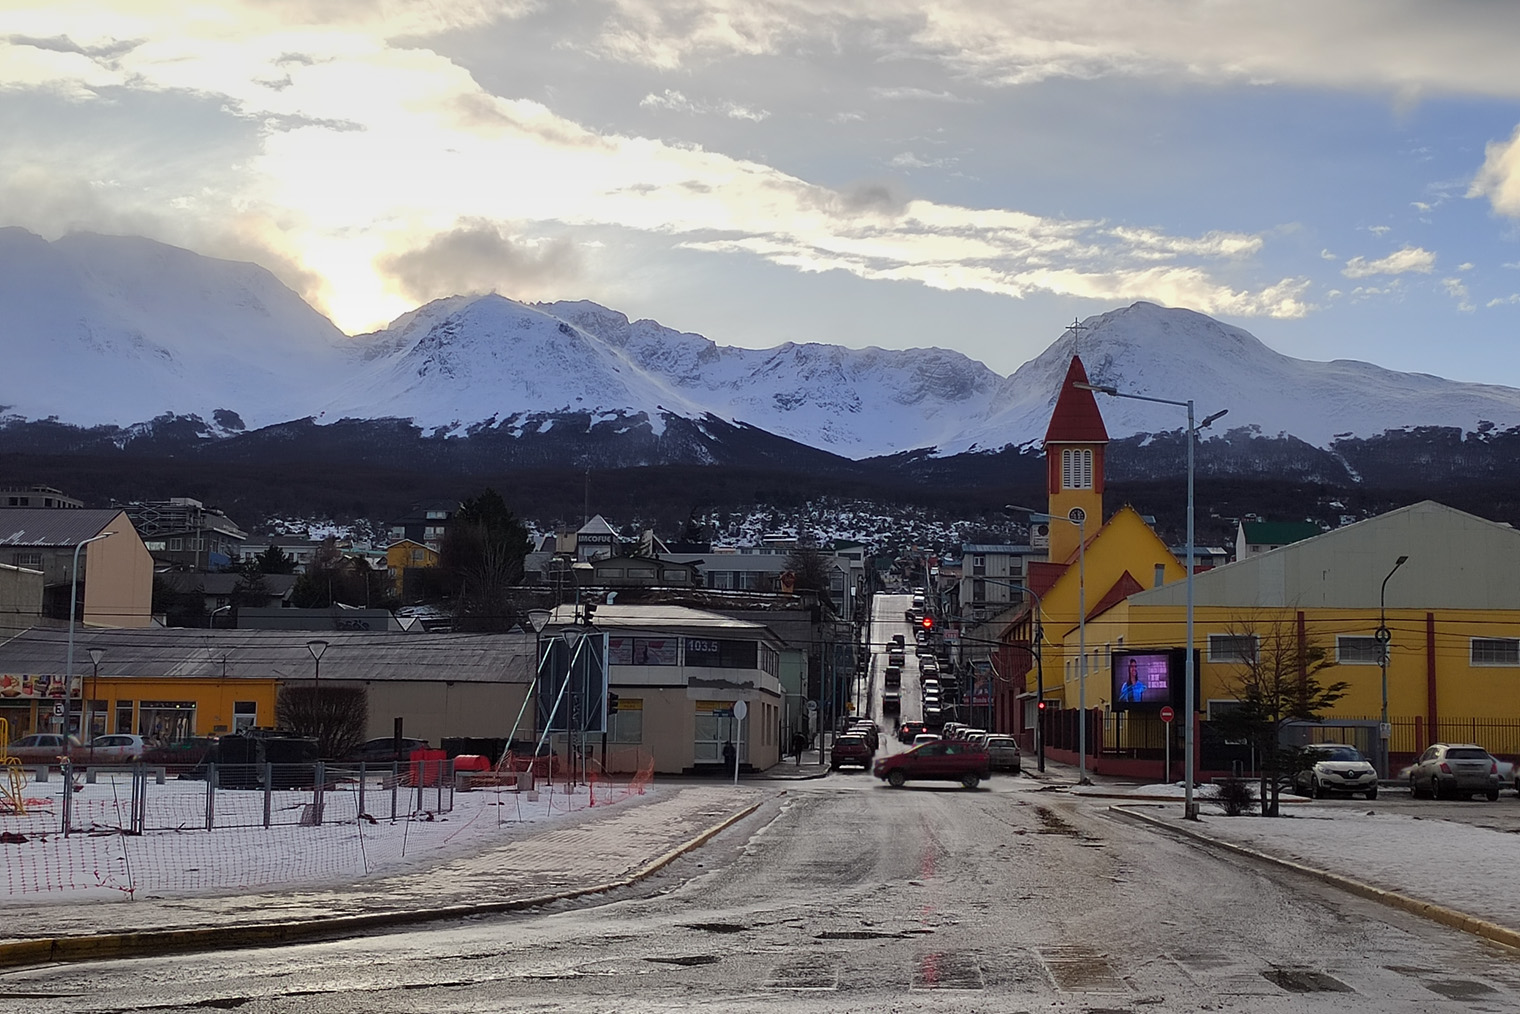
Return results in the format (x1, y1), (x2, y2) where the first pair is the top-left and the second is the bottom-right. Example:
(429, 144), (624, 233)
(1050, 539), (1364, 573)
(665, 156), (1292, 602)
(969, 659), (993, 707)
(1110, 649), (1201, 712)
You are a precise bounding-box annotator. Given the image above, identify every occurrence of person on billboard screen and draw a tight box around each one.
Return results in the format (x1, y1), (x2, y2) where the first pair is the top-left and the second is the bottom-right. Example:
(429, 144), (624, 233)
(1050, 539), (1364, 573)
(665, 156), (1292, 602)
(1119, 659), (1145, 702)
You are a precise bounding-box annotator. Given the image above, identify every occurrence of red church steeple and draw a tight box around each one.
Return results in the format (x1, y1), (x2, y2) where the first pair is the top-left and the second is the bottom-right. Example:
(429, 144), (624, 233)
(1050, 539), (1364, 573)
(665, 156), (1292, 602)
(1042, 356), (1108, 562)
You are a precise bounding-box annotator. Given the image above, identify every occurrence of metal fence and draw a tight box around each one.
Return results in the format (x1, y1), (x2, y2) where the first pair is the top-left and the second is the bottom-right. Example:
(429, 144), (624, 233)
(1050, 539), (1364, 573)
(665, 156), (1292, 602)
(56, 759), (455, 836)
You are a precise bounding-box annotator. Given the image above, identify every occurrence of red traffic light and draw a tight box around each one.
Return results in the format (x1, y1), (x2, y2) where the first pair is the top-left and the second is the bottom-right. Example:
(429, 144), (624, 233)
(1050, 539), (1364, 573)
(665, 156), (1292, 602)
(1037, 700), (1046, 710)
(920, 615), (934, 630)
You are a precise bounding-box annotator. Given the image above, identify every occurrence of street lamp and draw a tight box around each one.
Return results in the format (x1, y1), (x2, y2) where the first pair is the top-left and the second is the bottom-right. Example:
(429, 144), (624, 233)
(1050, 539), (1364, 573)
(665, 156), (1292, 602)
(86, 647), (104, 760)
(1377, 555), (1409, 779)
(1075, 381), (1226, 820)
(306, 639), (328, 753)
(1007, 504), (1088, 784)
(63, 531), (114, 741)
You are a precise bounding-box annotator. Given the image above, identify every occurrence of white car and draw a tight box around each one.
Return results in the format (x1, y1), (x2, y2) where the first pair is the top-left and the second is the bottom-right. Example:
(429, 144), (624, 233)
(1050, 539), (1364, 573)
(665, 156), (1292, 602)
(912, 733), (940, 746)
(1294, 743), (1379, 800)
(83, 734), (146, 763)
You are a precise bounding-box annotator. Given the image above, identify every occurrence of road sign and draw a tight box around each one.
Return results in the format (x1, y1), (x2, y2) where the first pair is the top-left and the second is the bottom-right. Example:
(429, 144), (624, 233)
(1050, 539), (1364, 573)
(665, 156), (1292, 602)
(1159, 706), (1175, 723)
(733, 700), (749, 720)
(1374, 625), (1391, 644)
(806, 701), (818, 714)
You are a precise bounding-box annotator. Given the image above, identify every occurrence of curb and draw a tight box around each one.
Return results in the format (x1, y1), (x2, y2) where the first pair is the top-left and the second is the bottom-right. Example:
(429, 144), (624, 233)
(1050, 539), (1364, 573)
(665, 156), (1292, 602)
(1109, 804), (1520, 952)
(0, 800), (763, 970)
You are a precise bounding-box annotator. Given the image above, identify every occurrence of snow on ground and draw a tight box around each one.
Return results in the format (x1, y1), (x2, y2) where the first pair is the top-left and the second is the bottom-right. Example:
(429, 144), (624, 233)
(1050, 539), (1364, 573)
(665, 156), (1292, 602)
(1087, 781), (1520, 932)
(0, 770), (655, 904)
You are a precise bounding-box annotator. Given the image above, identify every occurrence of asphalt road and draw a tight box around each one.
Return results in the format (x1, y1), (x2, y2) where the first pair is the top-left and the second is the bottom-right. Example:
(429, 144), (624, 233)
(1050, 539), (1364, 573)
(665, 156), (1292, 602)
(6, 773), (1520, 1013)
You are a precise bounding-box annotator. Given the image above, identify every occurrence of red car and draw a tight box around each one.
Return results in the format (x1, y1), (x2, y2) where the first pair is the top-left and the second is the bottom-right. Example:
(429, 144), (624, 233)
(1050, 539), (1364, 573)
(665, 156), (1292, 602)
(830, 734), (874, 770)
(874, 738), (990, 789)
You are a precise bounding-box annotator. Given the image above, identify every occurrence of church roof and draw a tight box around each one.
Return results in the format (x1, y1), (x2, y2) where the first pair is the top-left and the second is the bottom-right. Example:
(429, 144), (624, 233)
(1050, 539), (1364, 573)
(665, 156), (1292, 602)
(1043, 356), (1109, 445)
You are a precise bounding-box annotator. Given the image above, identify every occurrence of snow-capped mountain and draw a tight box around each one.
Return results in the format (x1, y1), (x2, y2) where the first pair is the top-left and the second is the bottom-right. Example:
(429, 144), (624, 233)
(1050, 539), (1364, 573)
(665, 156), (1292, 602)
(5, 228), (1520, 460)
(0, 228), (348, 430)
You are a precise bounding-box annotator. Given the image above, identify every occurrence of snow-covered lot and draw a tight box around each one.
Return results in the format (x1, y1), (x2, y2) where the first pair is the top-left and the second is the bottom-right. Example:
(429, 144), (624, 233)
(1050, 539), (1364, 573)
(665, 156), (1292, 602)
(0, 770), (651, 903)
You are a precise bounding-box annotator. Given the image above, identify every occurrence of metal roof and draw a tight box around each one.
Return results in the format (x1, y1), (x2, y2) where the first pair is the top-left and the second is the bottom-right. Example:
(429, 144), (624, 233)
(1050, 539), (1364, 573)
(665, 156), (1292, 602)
(0, 627), (532, 684)
(0, 509), (124, 547)
(546, 604), (779, 642)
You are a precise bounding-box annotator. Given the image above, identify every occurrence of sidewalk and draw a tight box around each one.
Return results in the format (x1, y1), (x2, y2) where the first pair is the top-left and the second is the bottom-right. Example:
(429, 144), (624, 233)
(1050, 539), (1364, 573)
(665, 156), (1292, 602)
(1031, 757), (1520, 948)
(0, 783), (768, 968)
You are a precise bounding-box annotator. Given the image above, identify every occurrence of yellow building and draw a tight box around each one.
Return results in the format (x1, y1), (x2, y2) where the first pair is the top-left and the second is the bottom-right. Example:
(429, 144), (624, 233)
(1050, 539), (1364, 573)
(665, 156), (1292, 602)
(386, 539), (440, 599)
(1110, 500), (1520, 772)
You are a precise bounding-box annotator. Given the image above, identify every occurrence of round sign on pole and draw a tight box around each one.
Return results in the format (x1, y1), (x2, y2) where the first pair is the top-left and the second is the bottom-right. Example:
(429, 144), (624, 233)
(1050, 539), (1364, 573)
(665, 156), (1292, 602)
(1159, 705), (1175, 724)
(733, 700), (749, 720)
(806, 700), (818, 714)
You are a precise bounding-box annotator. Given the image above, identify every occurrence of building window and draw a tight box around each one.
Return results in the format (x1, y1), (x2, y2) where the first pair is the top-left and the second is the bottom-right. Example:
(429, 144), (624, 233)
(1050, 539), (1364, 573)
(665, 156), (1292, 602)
(169, 538), (183, 551)
(10, 552), (42, 568)
(610, 699), (643, 743)
(233, 701), (257, 732)
(1337, 636), (1383, 665)
(684, 638), (759, 669)
(1061, 448), (1093, 490)
(972, 579), (986, 603)
(1471, 638), (1520, 666)
(1208, 634), (1258, 663)
(608, 637), (678, 665)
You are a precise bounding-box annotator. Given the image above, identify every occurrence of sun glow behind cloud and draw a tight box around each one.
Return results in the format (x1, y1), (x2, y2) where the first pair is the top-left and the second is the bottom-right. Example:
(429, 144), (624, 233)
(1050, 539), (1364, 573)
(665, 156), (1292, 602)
(0, 0), (1330, 334)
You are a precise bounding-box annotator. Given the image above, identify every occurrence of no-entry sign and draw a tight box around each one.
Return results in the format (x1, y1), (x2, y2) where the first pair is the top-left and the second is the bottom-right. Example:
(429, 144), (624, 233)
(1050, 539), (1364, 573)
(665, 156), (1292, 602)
(1159, 706), (1175, 723)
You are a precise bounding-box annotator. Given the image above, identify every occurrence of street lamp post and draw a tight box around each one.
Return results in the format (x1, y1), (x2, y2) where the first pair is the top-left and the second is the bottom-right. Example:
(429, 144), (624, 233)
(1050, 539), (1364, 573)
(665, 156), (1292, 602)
(86, 647), (104, 760)
(1007, 505), (1087, 784)
(1075, 381), (1226, 820)
(1377, 555), (1409, 779)
(306, 639), (328, 754)
(61, 530), (113, 837)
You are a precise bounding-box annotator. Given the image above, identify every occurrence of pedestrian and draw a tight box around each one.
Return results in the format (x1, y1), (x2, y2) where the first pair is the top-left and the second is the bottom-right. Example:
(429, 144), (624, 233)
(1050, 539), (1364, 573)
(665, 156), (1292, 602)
(722, 739), (736, 773)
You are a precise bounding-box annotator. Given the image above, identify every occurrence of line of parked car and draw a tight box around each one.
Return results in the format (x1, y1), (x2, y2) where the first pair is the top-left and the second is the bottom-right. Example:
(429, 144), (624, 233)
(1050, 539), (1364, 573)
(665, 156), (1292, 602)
(1292, 741), (1518, 801)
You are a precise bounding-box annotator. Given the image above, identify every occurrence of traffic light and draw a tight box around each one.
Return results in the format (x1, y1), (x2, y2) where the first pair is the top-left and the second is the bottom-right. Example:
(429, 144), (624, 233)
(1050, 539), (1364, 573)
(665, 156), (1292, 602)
(1037, 700), (1046, 711)
(581, 598), (597, 625)
(921, 615), (934, 631)
(607, 692), (620, 714)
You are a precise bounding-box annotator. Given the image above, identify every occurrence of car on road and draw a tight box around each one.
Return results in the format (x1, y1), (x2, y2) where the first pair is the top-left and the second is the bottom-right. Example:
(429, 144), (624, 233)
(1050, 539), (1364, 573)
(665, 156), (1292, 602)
(83, 733), (147, 764)
(5, 733), (81, 764)
(888, 649), (906, 667)
(830, 734), (874, 770)
(897, 720), (926, 743)
(1408, 743), (1502, 800)
(985, 736), (1022, 773)
(874, 738), (991, 789)
(1292, 743), (1378, 799)
(882, 691), (901, 716)
(848, 722), (880, 751)
(912, 733), (940, 746)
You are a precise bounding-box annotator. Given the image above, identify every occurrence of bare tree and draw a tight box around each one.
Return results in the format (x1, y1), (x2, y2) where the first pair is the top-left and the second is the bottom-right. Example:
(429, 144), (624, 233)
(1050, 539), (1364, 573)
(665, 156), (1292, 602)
(1212, 618), (1348, 816)
(276, 685), (369, 759)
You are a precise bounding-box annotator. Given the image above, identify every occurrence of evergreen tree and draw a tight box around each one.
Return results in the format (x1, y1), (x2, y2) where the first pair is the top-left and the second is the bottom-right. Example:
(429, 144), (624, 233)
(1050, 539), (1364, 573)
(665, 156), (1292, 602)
(439, 489), (532, 631)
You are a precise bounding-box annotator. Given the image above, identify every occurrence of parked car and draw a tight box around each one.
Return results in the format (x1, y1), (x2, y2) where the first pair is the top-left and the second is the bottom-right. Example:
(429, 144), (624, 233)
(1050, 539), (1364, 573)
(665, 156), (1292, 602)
(830, 734), (873, 770)
(874, 738), (990, 789)
(848, 722), (879, 751)
(1408, 743), (1502, 800)
(83, 733), (146, 764)
(5, 733), (81, 764)
(1293, 743), (1378, 799)
(912, 733), (941, 746)
(985, 736), (1022, 773)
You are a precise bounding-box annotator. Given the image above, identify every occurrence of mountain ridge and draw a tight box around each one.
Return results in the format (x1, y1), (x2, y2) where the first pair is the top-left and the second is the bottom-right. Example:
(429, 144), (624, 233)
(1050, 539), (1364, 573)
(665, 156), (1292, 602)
(4, 228), (1520, 460)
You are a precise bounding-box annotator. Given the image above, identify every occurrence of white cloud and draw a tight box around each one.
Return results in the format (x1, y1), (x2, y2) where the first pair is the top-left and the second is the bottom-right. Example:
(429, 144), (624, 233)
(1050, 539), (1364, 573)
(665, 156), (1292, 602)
(1342, 246), (1436, 278)
(1320, 248), (1338, 260)
(640, 89), (770, 120)
(1457, 261), (1474, 271)
(1441, 276), (1474, 312)
(1366, 225), (1392, 236)
(1469, 123), (1520, 217)
(581, 2), (1520, 98)
(1487, 294), (1520, 307)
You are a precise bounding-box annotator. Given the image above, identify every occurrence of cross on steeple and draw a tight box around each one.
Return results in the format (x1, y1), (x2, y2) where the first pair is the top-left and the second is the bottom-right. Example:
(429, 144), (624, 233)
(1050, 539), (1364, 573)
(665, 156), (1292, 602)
(1066, 316), (1088, 357)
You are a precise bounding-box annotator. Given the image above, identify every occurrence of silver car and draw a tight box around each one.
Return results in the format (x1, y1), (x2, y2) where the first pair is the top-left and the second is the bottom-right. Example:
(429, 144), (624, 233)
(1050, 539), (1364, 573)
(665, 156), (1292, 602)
(985, 735), (1022, 773)
(1293, 743), (1378, 799)
(1408, 743), (1501, 801)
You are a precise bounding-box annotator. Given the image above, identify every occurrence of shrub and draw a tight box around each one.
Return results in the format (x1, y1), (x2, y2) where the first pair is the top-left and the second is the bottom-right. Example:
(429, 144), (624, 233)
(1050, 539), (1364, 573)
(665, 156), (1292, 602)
(1212, 777), (1259, 816)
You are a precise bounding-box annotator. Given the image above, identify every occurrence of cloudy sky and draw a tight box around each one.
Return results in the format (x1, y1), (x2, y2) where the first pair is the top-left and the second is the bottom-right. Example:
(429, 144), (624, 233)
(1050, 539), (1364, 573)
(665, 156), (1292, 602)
(3, 1), (1520, 380)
